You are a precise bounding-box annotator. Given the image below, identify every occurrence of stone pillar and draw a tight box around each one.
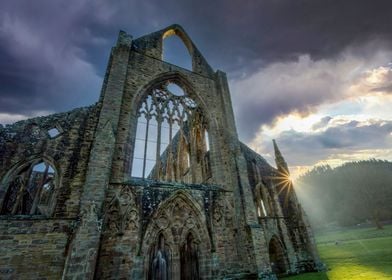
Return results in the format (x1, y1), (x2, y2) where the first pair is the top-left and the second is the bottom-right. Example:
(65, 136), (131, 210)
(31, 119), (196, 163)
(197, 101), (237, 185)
(62, 31), (132, 279)
(214, 70), (274, 277)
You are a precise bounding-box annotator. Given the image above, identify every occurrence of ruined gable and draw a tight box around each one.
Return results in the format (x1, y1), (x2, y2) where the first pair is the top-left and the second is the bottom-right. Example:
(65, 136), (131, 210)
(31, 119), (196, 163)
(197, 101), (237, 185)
(0, 25), (322, 280)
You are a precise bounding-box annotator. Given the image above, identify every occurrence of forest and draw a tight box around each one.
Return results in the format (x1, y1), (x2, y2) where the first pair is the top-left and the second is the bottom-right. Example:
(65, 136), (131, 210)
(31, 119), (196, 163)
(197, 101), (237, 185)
(296, 159), (392, 229)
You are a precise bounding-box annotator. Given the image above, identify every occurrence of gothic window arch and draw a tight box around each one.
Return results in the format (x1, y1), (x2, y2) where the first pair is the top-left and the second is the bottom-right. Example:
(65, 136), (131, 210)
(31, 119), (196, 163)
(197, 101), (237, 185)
(131, 80), (210, 183)
(0, 159), (58, 216)
(255, 184), (268, 218)
(162, 29), (193, 71)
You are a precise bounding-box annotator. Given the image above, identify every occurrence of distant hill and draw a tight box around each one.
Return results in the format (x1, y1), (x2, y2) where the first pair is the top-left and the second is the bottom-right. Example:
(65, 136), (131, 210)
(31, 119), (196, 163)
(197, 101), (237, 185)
(296, 159), (392, 229)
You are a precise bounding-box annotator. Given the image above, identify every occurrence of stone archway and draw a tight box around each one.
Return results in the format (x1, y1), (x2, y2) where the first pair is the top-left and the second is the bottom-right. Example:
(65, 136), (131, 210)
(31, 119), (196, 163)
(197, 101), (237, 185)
(142, 191), (211, 280)
(269, 236), (288, 277)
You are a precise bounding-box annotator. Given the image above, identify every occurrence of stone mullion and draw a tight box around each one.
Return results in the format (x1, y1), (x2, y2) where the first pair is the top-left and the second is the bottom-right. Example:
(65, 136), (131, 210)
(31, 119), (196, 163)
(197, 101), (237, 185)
(11, 164), (34, 214)
(29, 162), (49, 215)
(155, 113), (162, 180)
(142, 116), (150, 179)
(167, 119), (173, 181)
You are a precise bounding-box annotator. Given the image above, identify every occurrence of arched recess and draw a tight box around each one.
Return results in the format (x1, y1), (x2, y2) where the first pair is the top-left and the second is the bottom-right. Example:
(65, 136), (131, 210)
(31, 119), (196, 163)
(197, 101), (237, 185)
(95, 186), (139, 279)
(269, 236), (288, 277)
(101, 186), (139, 235)
(0, 156), (60, 216)
(254, 182), (275, 219)
(254, 183), (268, 218)
(130, 72), (213, 184)
(142, 191), (211, 280)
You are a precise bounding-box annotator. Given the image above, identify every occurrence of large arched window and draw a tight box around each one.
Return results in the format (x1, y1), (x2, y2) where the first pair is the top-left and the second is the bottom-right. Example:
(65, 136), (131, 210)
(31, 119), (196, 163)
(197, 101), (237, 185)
(0, 159), (57, 216)
(131, 81), (210, 183)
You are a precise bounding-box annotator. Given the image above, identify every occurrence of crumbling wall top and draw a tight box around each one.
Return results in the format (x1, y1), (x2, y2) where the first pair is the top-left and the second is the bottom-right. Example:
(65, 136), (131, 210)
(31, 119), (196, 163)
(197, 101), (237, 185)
(132, 24), (214, 76)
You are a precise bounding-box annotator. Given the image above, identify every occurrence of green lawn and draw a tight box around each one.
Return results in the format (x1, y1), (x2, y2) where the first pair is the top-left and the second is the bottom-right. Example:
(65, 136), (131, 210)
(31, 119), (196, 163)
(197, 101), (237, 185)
(285, 224), (392, 280)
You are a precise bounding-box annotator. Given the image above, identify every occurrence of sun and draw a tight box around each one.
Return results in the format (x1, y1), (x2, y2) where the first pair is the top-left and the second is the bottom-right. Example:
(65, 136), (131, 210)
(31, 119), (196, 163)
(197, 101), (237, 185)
(269, 168), (294, 207)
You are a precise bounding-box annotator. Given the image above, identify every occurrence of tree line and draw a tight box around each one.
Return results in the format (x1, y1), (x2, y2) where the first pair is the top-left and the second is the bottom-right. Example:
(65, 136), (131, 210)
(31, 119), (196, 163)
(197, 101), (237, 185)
(296, 159), (392, 229)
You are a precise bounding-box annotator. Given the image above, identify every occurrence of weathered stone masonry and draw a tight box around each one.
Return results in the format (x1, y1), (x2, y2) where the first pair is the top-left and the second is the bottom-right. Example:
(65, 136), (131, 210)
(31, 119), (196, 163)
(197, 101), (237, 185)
(0, 24), (322, 279)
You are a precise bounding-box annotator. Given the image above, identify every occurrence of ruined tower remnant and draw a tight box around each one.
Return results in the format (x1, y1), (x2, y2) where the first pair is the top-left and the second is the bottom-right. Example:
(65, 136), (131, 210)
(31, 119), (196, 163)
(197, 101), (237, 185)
(0, 25), (322, 279)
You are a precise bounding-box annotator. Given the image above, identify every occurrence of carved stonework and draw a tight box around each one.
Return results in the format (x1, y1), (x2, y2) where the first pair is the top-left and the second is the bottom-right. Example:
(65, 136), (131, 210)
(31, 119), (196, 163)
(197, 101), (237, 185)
(142, 191), (211, 279)
(104, 186), (139, 235)
(81, 200), (100, 229)
(212, 204), (223, 225)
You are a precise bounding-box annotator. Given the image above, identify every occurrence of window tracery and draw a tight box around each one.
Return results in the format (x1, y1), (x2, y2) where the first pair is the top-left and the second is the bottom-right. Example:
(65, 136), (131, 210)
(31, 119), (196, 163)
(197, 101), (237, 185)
(0, 160), (57, 216)
(131, 82), (210, 183)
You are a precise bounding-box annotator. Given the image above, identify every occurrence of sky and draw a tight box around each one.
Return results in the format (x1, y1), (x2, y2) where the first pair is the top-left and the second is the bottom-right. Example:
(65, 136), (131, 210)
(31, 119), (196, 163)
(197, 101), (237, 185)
(1, 0), (392, 180)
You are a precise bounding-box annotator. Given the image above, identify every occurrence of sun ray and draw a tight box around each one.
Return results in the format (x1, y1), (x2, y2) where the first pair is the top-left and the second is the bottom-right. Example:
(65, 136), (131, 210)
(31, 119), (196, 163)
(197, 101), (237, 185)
(267, 168), (294, 210)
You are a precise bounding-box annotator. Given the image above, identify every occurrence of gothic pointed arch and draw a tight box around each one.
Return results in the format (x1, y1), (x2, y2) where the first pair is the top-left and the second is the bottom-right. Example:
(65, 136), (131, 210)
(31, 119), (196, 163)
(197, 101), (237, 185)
(147, 231), (172, 280)
(95, 186), (139, 279)
(161, 25), (194, 57)
(130, 72), (213, 183)
(162, 29), (192, 71)
(269, 235), (289, 277)
(180, 231), (201, 280)
(0, 156), (60, 216)
(133, 24), (213, 75)
(132, 71), (212, 120)
(254, 181), (274, 218)
(142, 191), (211, 279)
(103, 195), (122, 234)
(142, 191), (209, 248)
(102, 186), (139, 235)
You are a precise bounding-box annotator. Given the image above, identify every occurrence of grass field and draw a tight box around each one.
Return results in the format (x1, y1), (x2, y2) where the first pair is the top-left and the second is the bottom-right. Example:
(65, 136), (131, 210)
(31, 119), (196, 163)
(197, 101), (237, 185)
(285, 224), (392, 280)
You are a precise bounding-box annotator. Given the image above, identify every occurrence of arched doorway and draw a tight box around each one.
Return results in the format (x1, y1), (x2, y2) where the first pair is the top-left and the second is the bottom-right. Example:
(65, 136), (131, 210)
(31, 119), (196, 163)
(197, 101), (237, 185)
(269, 236), (288, 277)
(142, 192), (211, 280)
(180, 232), (200, 280)
(148, 233), (171, 280)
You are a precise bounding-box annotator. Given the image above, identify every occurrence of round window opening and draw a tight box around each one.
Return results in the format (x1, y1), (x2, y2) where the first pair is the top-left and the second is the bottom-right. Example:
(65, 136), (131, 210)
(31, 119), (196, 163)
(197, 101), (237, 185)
(166, 83), (185, 97)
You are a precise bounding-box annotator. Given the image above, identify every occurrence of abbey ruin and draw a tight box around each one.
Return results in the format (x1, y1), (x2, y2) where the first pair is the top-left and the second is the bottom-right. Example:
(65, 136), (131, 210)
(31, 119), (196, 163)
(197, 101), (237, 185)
(0, 25), (322, 279)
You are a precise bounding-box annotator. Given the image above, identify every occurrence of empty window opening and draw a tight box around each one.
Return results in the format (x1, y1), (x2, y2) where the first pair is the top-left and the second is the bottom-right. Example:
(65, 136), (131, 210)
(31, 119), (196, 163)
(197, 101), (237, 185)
(260, 199), (267, 217)
(162, 33), (192, 71)
(257, 207), (262, 217)
(167, 83), (185, 96)
(48, 127), (60, 138)
(1, 160), (57, 216)
(131, 81), (208, 183)
(186, 151), (190, 169)
(204, 130), (210, 151)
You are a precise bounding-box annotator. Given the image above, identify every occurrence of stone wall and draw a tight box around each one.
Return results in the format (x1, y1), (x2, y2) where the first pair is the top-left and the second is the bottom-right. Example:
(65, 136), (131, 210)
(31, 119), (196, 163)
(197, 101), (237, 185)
(0, 105), (100, 278)
(0, 218), (74, 279)
(0, 105), (100, 217)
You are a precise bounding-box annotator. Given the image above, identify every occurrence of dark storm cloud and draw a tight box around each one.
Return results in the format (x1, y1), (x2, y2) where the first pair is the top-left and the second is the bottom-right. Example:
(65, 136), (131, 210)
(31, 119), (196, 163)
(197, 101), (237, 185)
(0, 0), (165, 117)
(276, 119), (392, 165)
(169, 0), (392, 74)
(1, 0), (392, 126)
